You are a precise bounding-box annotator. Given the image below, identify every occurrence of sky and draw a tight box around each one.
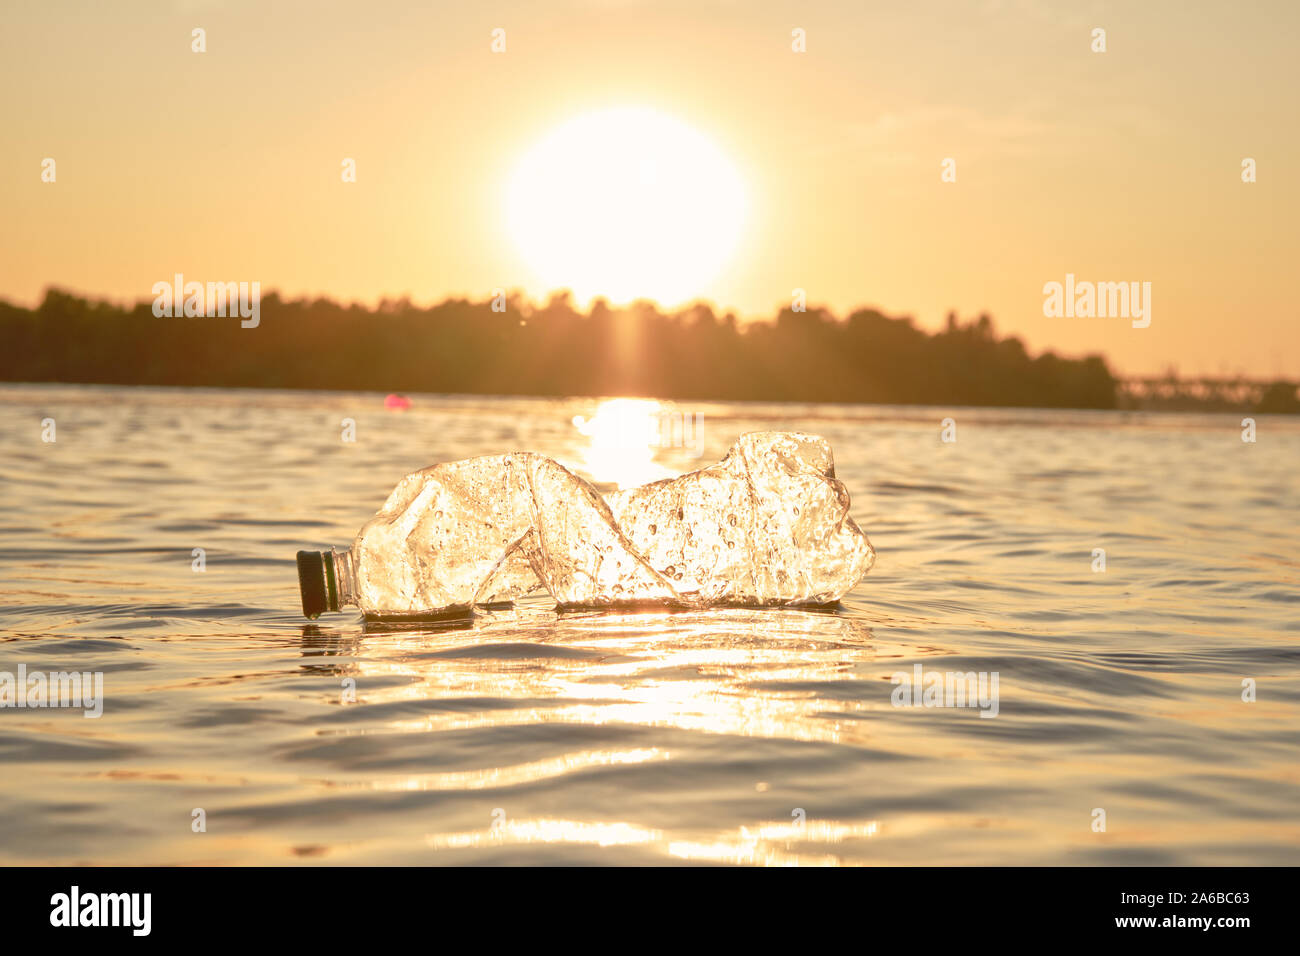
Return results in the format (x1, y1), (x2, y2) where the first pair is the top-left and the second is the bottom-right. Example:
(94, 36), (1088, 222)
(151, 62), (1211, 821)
(1, 0), (1297, 376)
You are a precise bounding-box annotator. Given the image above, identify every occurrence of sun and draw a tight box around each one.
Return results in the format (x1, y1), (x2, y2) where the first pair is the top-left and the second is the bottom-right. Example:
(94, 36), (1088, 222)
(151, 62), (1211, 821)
(506, 107), (747, 306)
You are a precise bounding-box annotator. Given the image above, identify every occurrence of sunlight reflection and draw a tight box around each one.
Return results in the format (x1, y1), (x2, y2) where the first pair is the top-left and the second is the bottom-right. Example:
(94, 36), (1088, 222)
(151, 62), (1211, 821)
(337, 748), (667, 792)
(305, 608), (890, 864)
(334, 608), (880, 748)
(667, 819), (882, 865)
(571, 398), (678, 489)
(423, 816), (880, 865)
(428, 820), (661, 850)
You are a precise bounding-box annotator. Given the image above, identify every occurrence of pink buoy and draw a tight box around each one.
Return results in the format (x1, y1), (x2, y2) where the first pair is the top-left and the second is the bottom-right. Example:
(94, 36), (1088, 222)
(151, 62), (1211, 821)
(384, 393), (412, 411)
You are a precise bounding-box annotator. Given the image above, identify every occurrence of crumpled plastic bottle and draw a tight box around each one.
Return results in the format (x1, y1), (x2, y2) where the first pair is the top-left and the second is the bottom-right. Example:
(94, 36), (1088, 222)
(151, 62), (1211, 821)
(296, 431), (874, 621)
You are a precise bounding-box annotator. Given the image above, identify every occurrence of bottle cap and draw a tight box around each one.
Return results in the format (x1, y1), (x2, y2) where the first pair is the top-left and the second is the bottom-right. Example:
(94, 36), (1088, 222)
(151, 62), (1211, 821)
(296, 550), (335, 619)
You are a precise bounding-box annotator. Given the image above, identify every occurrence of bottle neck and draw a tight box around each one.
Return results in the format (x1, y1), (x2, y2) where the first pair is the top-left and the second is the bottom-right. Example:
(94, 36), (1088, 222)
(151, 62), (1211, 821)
(328, 547), (358, 609)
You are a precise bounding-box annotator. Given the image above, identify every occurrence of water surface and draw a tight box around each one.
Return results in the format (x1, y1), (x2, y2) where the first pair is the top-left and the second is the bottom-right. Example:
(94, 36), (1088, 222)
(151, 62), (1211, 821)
(1, 385), (1297, 864)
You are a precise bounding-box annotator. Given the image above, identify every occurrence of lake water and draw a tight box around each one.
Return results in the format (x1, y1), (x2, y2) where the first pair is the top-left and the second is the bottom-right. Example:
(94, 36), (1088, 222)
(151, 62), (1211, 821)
(1, 384), (1297, 865)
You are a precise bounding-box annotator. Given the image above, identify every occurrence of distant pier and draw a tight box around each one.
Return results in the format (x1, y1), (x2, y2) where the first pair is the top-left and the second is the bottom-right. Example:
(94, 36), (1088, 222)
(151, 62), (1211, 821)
(1118, 376), (1299, 412)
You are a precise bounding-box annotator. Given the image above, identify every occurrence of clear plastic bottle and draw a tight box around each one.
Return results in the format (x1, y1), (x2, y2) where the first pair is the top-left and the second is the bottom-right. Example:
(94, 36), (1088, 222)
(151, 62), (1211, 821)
(296, 431), (874, 621)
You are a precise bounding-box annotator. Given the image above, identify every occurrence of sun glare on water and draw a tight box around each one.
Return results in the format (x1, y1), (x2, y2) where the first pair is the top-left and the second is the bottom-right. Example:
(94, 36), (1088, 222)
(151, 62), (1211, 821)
(572, 398), (679, 489)
(507, 107), (747, 306)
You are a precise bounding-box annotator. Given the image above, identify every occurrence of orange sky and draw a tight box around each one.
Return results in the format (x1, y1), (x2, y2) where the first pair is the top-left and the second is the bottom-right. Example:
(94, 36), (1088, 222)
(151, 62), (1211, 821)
(1, 0), (1296, 376)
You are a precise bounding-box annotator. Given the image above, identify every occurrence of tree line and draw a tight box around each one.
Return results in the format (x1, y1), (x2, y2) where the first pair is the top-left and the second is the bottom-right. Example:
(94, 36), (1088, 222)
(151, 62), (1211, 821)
(0, 288), (1122, 407)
